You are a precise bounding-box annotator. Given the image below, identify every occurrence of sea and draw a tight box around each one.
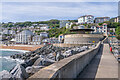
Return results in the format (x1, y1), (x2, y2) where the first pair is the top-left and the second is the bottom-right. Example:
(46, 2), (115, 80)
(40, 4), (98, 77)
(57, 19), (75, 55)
(0, 49), (27, 72)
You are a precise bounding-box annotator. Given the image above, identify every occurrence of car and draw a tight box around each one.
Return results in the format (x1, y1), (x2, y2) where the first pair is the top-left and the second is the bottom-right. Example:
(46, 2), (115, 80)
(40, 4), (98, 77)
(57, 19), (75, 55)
(117, 58), (120, 63)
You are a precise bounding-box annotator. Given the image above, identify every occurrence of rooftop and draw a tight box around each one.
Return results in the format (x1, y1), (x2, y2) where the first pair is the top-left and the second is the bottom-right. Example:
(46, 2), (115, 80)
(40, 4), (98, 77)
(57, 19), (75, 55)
(78, 15), (94, 18)
(70, 28), (94, 32)
(95, 17), (110, 19)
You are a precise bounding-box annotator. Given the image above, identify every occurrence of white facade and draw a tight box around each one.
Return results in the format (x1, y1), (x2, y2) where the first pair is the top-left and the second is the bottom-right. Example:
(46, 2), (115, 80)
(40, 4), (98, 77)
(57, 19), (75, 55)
(95, 17), (110, 23)
(30, 35), (42, 45)
(60, 20), (70, 28)
(2, 29), (16, 35)
(66, 22), (78, 29)
(40, 32), (48, 37)
(78, 25), (85, 29)
(9, 30), (16, 35)
(91, 23), (108, 36)
(40, 26), (49, 30)
(58, 34), (64, 43)
(39, 24), (49, 30)
(0, 35), (6, 41)
(66, 23), (71, 29)
(78, 15), (94, 24)
(42, 38), (59, 44)
(15, 30), (34, 44)
(114, 17), (119, 22)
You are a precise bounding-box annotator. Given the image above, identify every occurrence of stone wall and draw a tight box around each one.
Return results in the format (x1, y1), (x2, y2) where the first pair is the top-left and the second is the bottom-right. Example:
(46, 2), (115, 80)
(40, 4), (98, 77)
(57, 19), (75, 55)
(28, 41), (101, 79)
(64, 34), (104, 44)
(53, 43), (94, 47)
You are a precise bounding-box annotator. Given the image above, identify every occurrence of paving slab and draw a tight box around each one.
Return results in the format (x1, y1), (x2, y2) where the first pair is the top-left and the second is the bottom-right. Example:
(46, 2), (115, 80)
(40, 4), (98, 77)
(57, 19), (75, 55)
(78, 43), (118, 79)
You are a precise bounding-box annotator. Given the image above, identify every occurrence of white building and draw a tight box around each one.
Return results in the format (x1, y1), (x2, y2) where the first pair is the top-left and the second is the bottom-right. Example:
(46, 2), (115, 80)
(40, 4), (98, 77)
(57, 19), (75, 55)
(66, 22), (71, 29)
(78, 15), (94, 24)
(60, 20), (70, 28)
(15, 30), (34, 44)
(42, 37), (59, 44)
(9, 30), (16, 35)
(73, 25), (85, 29)
(0, 35), (6, 41)
(40, 32), (49, 38)
(2, 29), (16, 35)
(110, 17), (119, 23)
(91, 23), (108, 36)
(58, 34), (65, 43)
(39, 24), (49, 30)
(40, 26), (49, 31)
(95, 17), (110, 23)
(29, 32), (48, 45)
(30, 35), (43, 45)
(66, 22), (78, 29)
(2, 29), (9, 34)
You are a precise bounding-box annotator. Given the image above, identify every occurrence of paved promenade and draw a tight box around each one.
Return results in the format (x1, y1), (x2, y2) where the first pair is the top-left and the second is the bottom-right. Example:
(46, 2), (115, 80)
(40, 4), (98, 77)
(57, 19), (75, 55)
(78, 43), (118, 78)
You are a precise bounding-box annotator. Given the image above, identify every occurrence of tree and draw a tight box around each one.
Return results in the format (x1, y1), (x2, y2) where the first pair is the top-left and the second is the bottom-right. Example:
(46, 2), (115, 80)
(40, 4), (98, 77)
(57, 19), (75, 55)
(71, 24), (78, 29)
(115, 26), (120, 35)
(115, 26), (120, 40)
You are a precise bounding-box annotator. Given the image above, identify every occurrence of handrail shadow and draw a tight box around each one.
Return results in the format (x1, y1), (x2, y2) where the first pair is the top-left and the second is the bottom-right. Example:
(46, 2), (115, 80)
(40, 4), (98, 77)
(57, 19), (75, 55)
(76, 44), (103, 79)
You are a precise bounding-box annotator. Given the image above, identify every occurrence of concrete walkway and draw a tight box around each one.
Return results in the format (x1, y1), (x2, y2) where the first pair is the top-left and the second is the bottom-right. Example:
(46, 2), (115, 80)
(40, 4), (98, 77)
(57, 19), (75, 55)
(78, 43), (118, 78)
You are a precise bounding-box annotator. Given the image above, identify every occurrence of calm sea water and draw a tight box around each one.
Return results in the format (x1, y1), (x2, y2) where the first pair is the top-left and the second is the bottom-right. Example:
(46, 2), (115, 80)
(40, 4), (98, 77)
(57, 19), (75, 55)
(0, 50), (24, 72)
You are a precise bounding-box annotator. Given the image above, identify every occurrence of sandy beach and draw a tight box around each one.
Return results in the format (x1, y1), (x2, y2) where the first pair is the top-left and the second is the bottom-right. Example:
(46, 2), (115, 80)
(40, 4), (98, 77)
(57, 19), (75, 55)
(0, 44), (44, 51)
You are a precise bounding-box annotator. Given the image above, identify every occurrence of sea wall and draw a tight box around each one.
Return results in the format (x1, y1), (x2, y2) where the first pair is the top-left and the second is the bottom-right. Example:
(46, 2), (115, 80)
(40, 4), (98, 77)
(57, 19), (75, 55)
(28, 41), (101, 79)
(53, 43), (94, 47)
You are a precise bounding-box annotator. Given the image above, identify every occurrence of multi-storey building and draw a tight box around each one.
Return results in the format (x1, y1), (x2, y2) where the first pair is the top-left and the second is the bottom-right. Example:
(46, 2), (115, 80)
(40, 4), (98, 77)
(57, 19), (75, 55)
(40, 32), (49, 37)
(15, 30), (34, 44)
(66, 22), (78, 29)
(118, 16), (120, 22)
(0, 35), (6, 41)
(58, 34), (65, 43)
(2, 29), (16, 35)
(91, 23), (108, 36)
(42, 38), (59, 44)
(110, 16), (120, 23)
(40, 26), (49, 31)
(95, 17), (110, 23)
(30, 35), (42, 45)
(30, 32), (48, 45)
(78, 15), (94, 24)
(60, 20), (70, 28)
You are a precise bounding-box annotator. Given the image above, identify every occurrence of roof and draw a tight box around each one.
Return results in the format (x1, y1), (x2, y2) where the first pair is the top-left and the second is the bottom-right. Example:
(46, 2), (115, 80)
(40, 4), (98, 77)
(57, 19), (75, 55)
(59, 34), (64, 36)
(97, 26), (103, 28)
(10, 38), (16, 42)
(70, 28), (94, 32)
(95, 17), (110, 19)
(78, 15), (94, 18)
(103, 23), (107, 25)
(19, 30), (34, 35)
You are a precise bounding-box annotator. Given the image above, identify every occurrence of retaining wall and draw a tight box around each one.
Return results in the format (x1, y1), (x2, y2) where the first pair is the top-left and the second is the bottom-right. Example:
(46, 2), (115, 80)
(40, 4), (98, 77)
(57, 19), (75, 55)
(53, 43), (94, 47)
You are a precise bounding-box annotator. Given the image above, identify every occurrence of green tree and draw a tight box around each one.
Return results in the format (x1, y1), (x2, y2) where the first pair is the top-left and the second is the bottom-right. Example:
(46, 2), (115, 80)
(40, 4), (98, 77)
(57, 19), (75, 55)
(115, 26), (120, 40)
(115, 26), (120, 35)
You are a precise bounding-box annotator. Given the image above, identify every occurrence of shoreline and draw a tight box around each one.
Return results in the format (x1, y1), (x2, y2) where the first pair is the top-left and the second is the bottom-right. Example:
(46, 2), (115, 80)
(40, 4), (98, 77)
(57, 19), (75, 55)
(0, 45), (44, 51)
(0, 49), (30, 53)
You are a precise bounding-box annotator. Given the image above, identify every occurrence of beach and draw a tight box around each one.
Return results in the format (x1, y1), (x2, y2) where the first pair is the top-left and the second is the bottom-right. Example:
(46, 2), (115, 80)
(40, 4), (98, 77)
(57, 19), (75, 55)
(0, 44), (44, 51)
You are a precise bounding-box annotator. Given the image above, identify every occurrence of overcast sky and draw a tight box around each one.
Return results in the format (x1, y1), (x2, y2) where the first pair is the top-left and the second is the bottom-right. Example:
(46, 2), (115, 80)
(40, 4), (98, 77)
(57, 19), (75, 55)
(1, 2), (118, 22)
